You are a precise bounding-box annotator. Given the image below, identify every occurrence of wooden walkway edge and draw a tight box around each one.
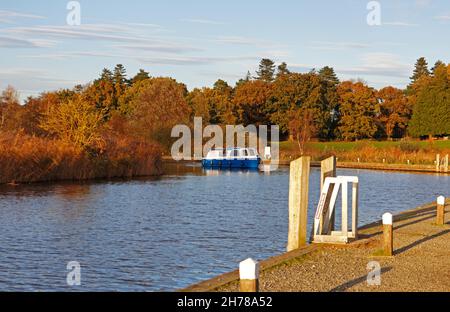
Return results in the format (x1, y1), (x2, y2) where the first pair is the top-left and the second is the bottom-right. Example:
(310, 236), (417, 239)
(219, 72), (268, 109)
(180, 199), (448, 292)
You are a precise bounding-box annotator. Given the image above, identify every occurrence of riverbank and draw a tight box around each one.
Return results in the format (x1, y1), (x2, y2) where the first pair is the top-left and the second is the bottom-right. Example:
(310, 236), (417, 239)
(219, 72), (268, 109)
(182, 200), (450, 292)
(278, 160), (446, 174)
(163, 157), (449, 175)
(280, 140), (450, 170)
(0, 133), (163, 184)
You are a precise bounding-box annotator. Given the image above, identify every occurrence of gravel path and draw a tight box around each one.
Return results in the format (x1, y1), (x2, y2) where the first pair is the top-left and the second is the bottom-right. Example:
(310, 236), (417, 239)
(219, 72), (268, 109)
(217, 205), (450, 292)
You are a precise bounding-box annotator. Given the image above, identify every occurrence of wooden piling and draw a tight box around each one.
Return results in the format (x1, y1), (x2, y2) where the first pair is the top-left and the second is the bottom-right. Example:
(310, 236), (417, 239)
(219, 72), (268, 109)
(445, 155), (449, 173)
(287, 156), (310, 251)
(320, 156), (337, 190)
(382, 213), (393, 256)
(436, 154), (440, 172)
(320, 156), (337, 233)
(239, 258), (259, 292)
(437, 196), (445, 226)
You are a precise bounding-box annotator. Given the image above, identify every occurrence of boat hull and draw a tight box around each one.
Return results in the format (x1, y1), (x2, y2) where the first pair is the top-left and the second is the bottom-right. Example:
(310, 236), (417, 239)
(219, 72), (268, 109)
(202, 158), (260, 169)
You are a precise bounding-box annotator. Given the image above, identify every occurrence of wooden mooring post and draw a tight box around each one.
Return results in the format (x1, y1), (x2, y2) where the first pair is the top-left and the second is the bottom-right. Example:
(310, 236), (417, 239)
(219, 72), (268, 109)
(445, 155), (449, 173)
(437, 196), (445, 226)
(321, 156), (337, 191)
(320, 156), (337, 233)
(435, 154), (448, 173)
(436, 154), (440, 172)
(287, 156), (310, 251)
(382, 213), (393, 256)
(239, 258), (259, 292)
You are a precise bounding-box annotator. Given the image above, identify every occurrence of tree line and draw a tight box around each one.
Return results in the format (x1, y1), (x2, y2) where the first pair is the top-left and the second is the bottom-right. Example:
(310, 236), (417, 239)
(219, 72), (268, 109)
(1, 57), (449, 154)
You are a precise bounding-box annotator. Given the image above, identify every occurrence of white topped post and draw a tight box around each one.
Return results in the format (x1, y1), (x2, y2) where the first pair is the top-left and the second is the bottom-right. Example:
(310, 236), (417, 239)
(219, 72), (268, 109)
(382, 213), (393, 256)
(239, 258), (259, 292)
(437, 196), (446, 225)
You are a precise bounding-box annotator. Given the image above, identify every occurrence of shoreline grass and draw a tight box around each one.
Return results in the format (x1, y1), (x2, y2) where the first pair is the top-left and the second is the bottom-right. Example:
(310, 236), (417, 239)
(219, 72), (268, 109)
(0, 132), (162, 185)
(280, 139), (450, 165)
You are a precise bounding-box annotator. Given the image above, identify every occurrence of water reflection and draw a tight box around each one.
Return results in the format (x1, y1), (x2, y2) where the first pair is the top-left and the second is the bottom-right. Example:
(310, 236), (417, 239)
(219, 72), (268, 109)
(0, 163), (448, 291)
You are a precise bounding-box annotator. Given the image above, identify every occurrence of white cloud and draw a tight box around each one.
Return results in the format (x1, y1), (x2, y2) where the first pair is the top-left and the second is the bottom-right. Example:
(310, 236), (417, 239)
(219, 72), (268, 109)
(114, 42), (203, 54)
(0, 36), (56, 48)
(434, 15), (450, 21)
(308, 41), (371, 50)
(382, 21), (419, 27)
(0, 68), (82, 101)
(214, 36), (278, 48)
(415, 0), (432, 8)
(137, 55), (258, 66)
(337, 53), (410, 78)
(181, 18), (224, 25)
(0, 10), (45, 23)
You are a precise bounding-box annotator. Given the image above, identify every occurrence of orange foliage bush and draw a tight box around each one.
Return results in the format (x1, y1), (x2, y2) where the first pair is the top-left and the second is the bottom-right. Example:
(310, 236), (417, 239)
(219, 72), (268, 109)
(0, 132), (161, 184)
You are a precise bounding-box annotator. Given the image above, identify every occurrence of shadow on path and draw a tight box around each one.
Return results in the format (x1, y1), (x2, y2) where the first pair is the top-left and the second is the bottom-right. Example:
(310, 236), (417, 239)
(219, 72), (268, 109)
(362, 212), (437, 238)
(394, 229), (450, 256)
(330, 267), (392, 292)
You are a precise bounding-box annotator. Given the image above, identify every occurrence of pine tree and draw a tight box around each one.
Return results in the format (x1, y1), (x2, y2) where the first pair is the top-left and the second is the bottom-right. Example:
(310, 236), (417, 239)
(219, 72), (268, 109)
(113, 64), (128, 86)
(113, 64), (128, 106)
(276, 62), (290, 77)
(410, 57), (430, 83)
(409, 64), (450, 138)
(318, 66), (340, 86)
(235, 71), (252, 88)
(431, 60), (445, 75)
(99, 68), (113, 82)
(132, 69), (150, 84)
(255, 58), (276, 82)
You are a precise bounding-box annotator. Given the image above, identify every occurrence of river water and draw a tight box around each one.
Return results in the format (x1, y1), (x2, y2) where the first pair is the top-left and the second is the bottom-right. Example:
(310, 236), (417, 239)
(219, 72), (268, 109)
(0, 163), (448, 291)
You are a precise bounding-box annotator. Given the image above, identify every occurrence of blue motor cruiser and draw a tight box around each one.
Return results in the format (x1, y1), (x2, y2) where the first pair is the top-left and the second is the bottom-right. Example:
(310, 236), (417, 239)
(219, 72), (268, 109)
(202, 148), (261, 169)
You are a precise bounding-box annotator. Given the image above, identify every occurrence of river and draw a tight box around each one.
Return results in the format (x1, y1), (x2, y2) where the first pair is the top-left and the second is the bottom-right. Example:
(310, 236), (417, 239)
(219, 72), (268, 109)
(0, 163), (448, 291)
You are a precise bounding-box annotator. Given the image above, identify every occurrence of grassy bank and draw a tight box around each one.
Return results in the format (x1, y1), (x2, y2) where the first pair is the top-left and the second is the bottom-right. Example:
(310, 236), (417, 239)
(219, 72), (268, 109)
(0, 133), (162, 184)
(280, 140), (450, 165)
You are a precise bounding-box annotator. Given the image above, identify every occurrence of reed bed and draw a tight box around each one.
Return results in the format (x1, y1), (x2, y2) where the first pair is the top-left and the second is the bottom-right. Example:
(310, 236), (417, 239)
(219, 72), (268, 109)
(0, 132), (162, 184)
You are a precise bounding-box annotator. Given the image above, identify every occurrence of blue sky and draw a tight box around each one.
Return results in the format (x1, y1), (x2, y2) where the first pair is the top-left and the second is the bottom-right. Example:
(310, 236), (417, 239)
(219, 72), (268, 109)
(0, 0), (449, 101)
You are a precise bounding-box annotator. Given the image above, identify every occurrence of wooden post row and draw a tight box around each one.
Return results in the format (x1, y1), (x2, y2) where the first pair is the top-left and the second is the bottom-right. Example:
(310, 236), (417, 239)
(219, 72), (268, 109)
(239, 258), (259, 292)
(437, 196), (445, 226)
(287, 156), (310, 252)
(382, 213), (393, 257)
(436, 154), (441, 173)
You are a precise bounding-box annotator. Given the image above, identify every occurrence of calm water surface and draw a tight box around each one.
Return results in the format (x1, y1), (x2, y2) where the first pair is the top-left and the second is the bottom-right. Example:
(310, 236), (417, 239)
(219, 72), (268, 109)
(0, 163), (448, 291)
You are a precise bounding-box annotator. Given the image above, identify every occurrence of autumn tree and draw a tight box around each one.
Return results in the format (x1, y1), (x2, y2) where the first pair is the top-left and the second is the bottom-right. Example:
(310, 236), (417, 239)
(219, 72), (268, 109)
(40, 95), (105, 149)
(0, 86), (23, 133)
(122, 77), (191, 147)
(269, 72), (332, 139)
(288, 108), (316, 154)
(255, 58), (276, 82)
(186, 87), (217, 124)
(233, 80), (272, 126)
(337, 81), (379, 141)
(377, 86), (411, 139)
(83, 68), (117, 119)
(187, 79), (236, 125)
(21, 91), (64, 135)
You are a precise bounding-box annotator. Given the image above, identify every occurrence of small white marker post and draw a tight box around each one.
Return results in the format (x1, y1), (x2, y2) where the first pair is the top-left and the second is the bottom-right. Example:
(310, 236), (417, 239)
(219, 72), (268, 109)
(239, 258), (259, 292)
(382, 213), (393, 257)
(437, 196), (446, 226)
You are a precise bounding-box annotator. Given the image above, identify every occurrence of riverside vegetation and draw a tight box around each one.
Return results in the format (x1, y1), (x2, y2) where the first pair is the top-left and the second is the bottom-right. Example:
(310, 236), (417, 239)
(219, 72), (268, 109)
(0, 57), (449, 183)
